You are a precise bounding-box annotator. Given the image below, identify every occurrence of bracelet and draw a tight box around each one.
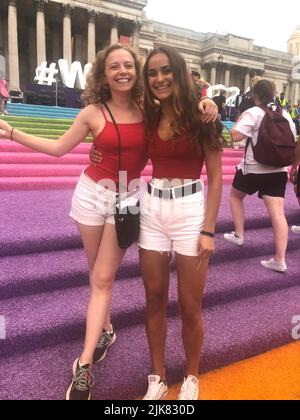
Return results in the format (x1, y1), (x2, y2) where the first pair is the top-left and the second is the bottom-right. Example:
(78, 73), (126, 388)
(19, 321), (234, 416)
(10, 128), (14, 141)
(201, 230), (215, 238)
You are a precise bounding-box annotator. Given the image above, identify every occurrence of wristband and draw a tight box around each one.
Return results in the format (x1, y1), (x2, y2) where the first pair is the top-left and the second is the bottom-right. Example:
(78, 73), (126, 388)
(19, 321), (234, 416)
(10, 128), (14, 141)
(201, 230), (215, 238)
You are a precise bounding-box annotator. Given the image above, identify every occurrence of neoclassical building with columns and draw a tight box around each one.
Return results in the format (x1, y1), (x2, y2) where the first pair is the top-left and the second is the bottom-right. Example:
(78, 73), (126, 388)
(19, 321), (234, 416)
(0, 0), (299, 104)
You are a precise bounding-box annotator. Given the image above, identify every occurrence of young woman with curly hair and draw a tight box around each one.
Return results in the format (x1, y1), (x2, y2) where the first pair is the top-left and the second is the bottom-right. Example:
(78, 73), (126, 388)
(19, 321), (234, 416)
(138, 46), (224, 400)
(0, 44), (147, 400)
(0, 43), (218, 401)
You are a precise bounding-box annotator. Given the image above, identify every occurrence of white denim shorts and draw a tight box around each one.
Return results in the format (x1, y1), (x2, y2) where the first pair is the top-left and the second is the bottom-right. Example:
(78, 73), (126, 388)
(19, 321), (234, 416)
(70, 172), (139, 227)
(138, 179), (205, 257)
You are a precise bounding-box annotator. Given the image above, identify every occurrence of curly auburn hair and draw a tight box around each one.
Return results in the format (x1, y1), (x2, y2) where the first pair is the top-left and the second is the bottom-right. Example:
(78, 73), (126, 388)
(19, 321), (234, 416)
(83, 44), (143, 105)
(143, 45), (225, 151)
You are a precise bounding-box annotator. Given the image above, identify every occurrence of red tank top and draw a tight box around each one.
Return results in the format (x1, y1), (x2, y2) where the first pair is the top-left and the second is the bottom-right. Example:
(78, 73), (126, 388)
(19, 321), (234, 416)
(148, 129), (205, 179)
(85, 106), (148, 188)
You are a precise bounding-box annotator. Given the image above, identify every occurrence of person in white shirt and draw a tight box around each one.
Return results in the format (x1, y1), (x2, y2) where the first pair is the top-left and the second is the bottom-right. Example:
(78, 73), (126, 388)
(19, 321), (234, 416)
(224, 79), (297, 273)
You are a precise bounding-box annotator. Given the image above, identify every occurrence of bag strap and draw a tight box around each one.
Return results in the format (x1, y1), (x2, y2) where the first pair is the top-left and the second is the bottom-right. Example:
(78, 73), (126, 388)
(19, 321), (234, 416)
(103, 103), (122, 189)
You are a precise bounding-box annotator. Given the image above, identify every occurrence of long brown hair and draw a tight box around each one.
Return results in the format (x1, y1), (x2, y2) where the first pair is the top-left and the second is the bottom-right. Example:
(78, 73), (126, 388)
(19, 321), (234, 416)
(143, 45), (224, 150)
(83, 44), (143, 105)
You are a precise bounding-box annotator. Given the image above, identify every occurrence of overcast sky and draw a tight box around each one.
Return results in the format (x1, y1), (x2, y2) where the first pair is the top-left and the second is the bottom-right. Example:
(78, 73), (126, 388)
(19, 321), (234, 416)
(145, 0), (299, 52)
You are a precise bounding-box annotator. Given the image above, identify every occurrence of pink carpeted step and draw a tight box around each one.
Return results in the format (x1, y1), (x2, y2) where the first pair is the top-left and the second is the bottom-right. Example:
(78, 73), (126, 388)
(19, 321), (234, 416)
(0, 140), (243, 155)
(0, 161), (237, 178)
(222, 157), (243, 165)
(0, 164), (84, 177)
(0, 175), (234, 190)
(0, 153), (90, 165)
(0, 140), (92, 154)
(0, 177), (78, 190)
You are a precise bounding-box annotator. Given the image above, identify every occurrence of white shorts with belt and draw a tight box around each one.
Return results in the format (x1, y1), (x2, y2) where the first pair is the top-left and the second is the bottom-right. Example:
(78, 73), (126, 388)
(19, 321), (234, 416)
(138, 179), (205, 257)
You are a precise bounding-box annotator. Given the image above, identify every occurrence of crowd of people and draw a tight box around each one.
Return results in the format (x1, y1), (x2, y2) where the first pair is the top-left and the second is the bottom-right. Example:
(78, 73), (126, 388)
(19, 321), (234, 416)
(0, 43), (299, 401)
(212, 84), (300, 133)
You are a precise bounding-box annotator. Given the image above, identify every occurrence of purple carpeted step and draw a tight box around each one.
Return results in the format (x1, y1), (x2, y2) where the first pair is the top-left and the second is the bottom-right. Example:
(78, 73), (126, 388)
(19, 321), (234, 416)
(1, 222), (299, 301)
(1, 248), (299, 361)
(1, 185), (299, 257)
(213, 226), (300, 265)
(0, 247), (140, 300)
(0, 189), (78, 257)
(0, 283), (299, 400)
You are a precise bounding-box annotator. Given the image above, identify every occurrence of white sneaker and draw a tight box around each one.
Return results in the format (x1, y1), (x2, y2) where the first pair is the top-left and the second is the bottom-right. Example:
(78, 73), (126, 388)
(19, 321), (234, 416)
(291, 225), (300, 234)
(178, 376), (199, 400)
(143, 375), (168, 400)
(224, 232), (244, 246)
(261, 258), (287, 273)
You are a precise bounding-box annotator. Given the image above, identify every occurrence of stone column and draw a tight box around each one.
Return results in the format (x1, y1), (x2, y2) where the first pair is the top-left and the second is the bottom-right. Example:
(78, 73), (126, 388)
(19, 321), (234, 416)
(0, 15), (5, 78)
(52, 27), (60, 64)
(210, 64), (217, 86)
(110, 16), (119, 45)
(28, 21), (37, 80)
(87, 10), (97, 63)
(34, 0), (48, 66)
(74, 33), (83, 62)
(0, 15), (4, 53)
(294, 83), (300, 105)
(284, 84), (290, 102)
(225, 65), (231, 88)
(244, 69), (251, 92)
(62, 3), (74, 65)
(8, 0), (20, 91)
(132, 20), (142, 52)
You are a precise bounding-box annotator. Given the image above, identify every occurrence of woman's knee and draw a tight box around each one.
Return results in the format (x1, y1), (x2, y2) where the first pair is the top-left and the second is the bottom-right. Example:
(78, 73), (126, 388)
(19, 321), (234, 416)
(180, 302), (202, 324)
(91, 269), (114, 292)
(146, 289), (168, 312)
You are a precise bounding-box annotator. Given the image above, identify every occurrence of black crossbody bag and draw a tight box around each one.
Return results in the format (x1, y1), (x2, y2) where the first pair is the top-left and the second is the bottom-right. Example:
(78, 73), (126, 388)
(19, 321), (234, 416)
(103, 103), (140, 249)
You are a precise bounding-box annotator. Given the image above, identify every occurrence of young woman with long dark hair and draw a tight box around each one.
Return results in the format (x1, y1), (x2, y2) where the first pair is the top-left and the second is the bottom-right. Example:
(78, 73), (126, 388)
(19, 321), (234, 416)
(139, 46), (224, 400)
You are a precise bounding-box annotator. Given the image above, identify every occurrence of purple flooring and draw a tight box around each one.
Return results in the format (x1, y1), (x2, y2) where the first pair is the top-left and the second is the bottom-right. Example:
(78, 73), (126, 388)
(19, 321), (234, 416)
(0, 185), (299, 400)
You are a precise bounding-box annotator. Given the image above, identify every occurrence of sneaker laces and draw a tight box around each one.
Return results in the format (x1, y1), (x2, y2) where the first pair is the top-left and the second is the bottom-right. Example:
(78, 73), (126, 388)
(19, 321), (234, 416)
(181, 377), (198, 400)
(144, 377), (166, 400)
(73, 365), (95, 392)
(96, 331), (112, 349)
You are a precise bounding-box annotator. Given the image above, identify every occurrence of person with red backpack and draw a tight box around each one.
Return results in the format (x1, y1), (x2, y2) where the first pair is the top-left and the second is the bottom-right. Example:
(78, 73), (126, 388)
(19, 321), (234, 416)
(224, 79), (297, 273)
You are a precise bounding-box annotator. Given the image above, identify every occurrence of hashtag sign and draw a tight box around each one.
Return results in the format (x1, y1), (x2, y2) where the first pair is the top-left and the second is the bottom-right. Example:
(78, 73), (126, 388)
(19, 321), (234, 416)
(34, 62), (59, 86)
(0, 316), (6, 340)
